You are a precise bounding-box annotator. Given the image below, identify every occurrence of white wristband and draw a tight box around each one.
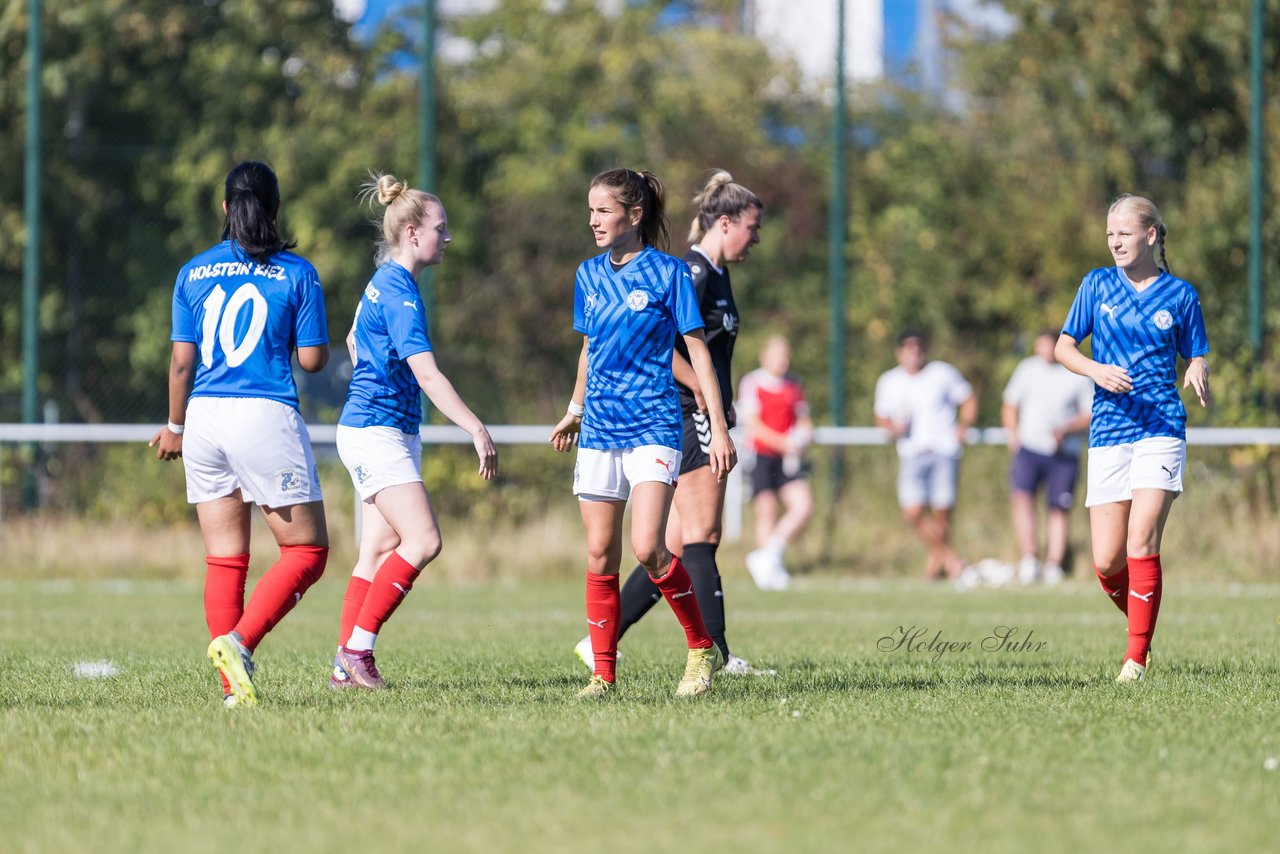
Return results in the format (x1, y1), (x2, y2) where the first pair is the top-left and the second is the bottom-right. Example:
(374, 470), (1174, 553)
(567, 401), (585, 418)
(167, 421), (185, 435)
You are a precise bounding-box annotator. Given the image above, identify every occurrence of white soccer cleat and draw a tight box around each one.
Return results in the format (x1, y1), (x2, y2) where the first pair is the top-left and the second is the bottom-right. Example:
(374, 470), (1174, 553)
(1116, 658), (1147, 683)
(722, 654), (777, 677)
(1018, 555), (1041, 585)
(573, 636), (593, 671)
(1041, 563), (1065, 586)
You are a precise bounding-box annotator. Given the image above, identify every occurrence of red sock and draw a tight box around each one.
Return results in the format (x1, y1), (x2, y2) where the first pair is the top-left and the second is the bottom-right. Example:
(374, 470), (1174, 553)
(1095, 565), (1129, 615)
(338, 576), (373, 647)
(585, 572), (621, 682)
(1124, 554), (1162, 665)
(352, 551), (420, 637)
(233, 545), (328, 650)
(653, 556), (714, 650)
(205, 554), (249, 694)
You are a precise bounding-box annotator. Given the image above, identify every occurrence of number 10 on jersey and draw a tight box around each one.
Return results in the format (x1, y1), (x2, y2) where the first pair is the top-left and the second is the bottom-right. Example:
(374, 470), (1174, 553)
(201, 283), (268, 368)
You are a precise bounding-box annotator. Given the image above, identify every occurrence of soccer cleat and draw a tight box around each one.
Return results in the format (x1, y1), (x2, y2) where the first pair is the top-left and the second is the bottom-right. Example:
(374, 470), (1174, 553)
(207, 632), (257, 707)
(1116, 658), (1147, 683)
(675, 646), (718, 697)
(1041, 563), (1065, 586)
(329, 648), (353, 690)
(722, 654), (777, 677)
(337, 646), (386, 690)
(577, 674), (614, 700)
(222, 693), (238, 709)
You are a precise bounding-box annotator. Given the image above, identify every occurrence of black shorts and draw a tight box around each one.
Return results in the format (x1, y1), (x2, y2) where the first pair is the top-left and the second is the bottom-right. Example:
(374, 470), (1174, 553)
(680, 408), (713, 475)
(751, 453), (810, 496)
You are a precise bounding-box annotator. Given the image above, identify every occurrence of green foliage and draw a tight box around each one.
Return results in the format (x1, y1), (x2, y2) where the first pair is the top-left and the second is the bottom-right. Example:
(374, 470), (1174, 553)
(3, 0), (1279, 494)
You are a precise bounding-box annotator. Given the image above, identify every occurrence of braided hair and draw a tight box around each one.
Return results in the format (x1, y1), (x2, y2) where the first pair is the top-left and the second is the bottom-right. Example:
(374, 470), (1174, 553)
(1109, 194), (1170, 273)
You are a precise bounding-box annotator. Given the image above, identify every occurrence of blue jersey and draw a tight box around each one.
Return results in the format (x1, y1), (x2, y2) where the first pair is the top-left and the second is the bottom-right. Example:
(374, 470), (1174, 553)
(1062, 266), (1209, 447)
(171, 241), (328, 410)
(339, 261), (433, 433)
(574, 247), (703, 450)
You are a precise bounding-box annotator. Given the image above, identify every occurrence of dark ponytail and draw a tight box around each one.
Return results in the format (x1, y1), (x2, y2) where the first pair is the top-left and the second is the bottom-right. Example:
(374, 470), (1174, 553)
(221, 161), (296, 265)
(590, 167), (670, 252)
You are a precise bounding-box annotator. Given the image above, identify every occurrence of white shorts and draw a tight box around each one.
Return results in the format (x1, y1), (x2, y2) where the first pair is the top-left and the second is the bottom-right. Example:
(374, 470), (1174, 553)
(336, 424), (424, 501)
(573, 445), (679, 501)
(1086, 436), (1185, 507)
(182, 397), (322, 507)
(897, 452), (959, 510)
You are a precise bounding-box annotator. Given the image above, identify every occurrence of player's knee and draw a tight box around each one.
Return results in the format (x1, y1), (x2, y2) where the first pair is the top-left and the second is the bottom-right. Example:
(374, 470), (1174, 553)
(1093, 552), (1126, 575)
(282, 544), (329, 590)
(585, 544), (613, 574)
(400, 532), (442, 568)
(633, 543), (667, 574)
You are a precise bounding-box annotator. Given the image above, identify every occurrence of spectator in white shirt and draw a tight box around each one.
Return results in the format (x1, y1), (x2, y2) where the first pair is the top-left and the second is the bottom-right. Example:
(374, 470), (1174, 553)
(874, 329), (977, 580)
(1002, 330), (1094, 585)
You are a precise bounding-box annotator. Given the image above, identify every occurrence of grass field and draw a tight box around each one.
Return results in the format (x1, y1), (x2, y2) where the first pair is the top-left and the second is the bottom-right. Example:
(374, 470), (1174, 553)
(2, 576), (1277, 853)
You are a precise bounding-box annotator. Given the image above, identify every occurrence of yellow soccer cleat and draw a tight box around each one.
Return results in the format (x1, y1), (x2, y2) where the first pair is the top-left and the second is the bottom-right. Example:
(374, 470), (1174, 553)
(208, 632), (258, 706)
(675, 646), (718, 697)
(1115, 658), (1147, 683)
(577, 674), (614, 700)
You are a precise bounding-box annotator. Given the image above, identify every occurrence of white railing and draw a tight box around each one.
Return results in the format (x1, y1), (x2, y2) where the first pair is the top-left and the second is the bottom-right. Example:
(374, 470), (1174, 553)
(4, 424), (1280, 538)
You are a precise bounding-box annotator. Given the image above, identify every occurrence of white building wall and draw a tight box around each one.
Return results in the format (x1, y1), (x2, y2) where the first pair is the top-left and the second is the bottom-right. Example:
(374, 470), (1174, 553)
(746, 0), (884, 87)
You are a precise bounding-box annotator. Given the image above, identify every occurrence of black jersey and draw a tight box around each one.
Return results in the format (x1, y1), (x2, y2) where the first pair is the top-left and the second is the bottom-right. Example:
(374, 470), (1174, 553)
(674, 247), (739, 425)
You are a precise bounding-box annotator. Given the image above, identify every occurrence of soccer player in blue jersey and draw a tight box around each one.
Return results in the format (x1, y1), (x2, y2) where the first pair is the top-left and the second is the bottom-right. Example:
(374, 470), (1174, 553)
(328, 173), (497, 690)
(572, 170), (775, 676)
(550, 168), (737, 699)
(151, 161), (331, 707)
(1056, 195), (1210, 683)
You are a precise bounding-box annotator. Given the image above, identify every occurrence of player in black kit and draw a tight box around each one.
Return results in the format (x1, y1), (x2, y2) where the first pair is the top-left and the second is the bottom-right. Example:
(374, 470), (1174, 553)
(574, 170), (774, 676)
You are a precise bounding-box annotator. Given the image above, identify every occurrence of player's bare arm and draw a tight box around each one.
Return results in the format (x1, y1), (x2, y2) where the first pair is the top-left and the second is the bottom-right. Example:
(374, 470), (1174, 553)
(551, 336), (589, 452)
(1055, 333), (1132, 394)
(150, 341), (197, 461)
(406, 350), (498, 480)
(683, 331), (737, 478)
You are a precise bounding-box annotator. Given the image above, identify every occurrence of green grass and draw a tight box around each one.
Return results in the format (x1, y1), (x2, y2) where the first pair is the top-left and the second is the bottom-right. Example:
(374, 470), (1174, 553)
(2, 577), (1278, 853)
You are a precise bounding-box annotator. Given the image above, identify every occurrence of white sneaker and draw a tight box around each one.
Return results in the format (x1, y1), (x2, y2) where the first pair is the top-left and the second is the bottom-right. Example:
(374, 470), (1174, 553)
(771, 561), (793, 590)
(746, 550), (776, 590)
(1041, 563), (1065, 585)
(1018, 555), (1041, 585)
(574, 635), (620, 671)
(722, 654), (777, 676)
(954, 565), (983, 592)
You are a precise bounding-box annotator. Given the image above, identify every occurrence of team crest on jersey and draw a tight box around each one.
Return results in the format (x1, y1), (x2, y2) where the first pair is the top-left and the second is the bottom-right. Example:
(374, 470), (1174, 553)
(1152, 309), (1173, 330)
(364, 282), (381, 303)
(690, 264), (702, 276)
(277, 468), (304, 496)
(626, 290), (649, 311)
